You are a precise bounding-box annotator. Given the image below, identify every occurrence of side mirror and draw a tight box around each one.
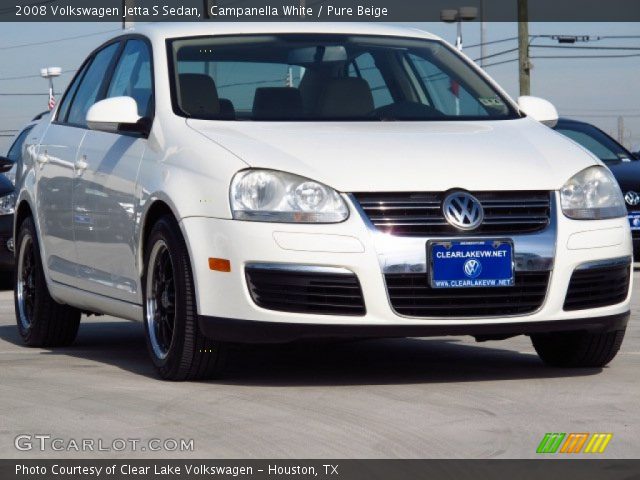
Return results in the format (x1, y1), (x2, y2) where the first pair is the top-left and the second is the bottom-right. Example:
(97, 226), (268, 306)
(86, 97), (146, 135)
(517, 96), (559, 127)
(0, 156), (14, 173)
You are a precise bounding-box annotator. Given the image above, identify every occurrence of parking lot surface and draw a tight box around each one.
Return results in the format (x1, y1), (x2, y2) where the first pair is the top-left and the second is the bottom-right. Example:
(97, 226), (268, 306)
(0, 274), (638, 459)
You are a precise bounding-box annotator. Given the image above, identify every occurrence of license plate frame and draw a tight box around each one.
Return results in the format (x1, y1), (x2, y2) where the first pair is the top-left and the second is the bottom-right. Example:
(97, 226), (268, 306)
(628, 212), (640, 231)
(428, 239), (515, 289)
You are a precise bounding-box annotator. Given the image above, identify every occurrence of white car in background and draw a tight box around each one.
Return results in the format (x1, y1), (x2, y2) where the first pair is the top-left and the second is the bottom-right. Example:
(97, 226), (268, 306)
(14, 23), (632, 380)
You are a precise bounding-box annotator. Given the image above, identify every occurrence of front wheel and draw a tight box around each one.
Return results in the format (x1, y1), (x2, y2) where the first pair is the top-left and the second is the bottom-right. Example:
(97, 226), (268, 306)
(14, 217), (81, 347)
(142, 215), (225, 381)
(531, 329), (626, 368)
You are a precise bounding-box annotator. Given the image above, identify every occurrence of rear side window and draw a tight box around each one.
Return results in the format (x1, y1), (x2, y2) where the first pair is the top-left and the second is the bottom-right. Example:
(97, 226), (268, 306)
(107, 39), (154, 118)
(66, 42), (120, 127)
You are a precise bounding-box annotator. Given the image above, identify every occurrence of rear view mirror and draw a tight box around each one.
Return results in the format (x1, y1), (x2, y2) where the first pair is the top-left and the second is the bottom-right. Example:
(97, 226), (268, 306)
(0, 156), (14, 173)
(517, 96), (559, 127)
(86, 97), (144, 134)
(288, 46), (348, 64)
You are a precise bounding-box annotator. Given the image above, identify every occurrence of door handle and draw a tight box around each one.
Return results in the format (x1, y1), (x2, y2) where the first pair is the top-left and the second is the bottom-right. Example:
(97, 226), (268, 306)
(75, 157), (88, 174)
(36, 151), (49, 165)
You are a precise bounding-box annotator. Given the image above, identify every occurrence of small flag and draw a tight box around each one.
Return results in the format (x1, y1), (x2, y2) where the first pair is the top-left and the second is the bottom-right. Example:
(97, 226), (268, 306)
(450, 79), (460, 98)
(48, 89), (56, 111)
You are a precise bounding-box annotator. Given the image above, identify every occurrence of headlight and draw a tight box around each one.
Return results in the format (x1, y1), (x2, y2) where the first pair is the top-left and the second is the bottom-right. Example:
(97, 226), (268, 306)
(230, 169), (349, 223)
(561, 166), (626, 220)
(0, 192), (16, 215)
(4, 164), (16, 186)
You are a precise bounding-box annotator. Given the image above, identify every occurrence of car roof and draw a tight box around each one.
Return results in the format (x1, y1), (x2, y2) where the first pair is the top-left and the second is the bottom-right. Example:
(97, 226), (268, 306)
(122, 22), (440, 43)
(555, 117), (591, 128)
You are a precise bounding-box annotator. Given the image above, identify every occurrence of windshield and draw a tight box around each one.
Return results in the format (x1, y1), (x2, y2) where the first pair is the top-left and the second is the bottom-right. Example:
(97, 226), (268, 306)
(556, 123), (635, 164)
(168, 34), (518, 121)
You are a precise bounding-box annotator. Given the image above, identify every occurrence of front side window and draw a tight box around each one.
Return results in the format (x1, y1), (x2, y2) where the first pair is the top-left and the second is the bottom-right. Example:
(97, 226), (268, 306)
(66, 42), (120, 127)
(56, 61), (91, 123)
(107, 39), (154, 118)
(168, 34), (517, 121)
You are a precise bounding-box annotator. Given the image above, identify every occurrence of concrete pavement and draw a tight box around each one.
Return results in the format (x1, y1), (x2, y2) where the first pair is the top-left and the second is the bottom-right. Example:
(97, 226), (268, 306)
(0, 275), (638, 459)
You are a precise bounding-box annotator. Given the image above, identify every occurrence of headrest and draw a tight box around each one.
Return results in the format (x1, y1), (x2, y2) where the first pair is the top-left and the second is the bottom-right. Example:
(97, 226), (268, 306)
(317, 78), (374, 118)
(252, 87), (304, 120)
(178, 73), (220, 118)
(218, 98), (236, 120)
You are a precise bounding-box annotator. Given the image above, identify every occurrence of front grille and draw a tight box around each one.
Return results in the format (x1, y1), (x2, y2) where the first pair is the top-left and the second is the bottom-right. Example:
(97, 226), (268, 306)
(385, 271), (549, 317)
(353, 191), (551, 236)
(564, 264), (630, 311)
(246, 266), (366, 316)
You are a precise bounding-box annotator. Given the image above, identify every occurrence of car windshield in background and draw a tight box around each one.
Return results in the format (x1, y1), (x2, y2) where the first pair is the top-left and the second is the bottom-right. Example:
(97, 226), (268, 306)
(556, 123), (636, 164)
(168, 34), (518, 121)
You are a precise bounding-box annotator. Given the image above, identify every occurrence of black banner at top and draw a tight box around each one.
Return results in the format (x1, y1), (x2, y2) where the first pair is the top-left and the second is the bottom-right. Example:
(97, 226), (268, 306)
(3, 0), (640, 22)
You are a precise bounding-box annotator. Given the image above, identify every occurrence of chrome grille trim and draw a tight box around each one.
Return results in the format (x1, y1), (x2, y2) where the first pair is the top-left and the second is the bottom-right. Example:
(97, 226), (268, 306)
(352, 191), (552, 237)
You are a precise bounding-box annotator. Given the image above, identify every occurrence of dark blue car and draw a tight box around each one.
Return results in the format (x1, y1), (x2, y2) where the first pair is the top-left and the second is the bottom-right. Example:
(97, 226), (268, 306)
(555, 118), (640, 257)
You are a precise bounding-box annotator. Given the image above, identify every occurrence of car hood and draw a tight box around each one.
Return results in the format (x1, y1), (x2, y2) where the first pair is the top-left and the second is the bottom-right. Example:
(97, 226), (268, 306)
(606, 161), (640, 192)
(187, 117), (598, 192)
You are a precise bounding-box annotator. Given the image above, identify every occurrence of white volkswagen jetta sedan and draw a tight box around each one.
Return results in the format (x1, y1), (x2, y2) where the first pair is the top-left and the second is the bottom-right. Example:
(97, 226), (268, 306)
(14, 23), (632, 380)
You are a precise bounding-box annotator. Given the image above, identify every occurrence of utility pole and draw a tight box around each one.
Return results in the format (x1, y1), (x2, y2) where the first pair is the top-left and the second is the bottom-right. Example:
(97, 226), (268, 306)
(517, 0), (530, 96)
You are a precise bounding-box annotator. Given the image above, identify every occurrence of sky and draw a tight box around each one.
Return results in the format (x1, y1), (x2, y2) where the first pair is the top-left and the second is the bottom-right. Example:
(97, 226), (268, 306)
(0, 21), (639, 152)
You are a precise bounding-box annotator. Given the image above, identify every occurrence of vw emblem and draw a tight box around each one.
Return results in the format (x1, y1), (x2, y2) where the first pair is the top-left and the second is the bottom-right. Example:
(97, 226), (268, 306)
(442, 192), (484, 230)
(625, 191), (640, 206)
(463, 259), (482, 279)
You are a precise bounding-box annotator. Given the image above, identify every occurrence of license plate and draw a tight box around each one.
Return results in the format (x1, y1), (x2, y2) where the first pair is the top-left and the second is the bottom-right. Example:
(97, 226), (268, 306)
(629, 213), (640, 230)
(429, 240), (514, 288)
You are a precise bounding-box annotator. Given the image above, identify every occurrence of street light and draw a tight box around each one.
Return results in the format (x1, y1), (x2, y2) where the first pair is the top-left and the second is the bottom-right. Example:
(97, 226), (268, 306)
(40, 66), (61, 111)
(441, 6), (478, 51)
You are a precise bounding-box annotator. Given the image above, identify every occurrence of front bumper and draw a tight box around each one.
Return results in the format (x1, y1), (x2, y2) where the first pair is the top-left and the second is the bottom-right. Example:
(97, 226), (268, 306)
(198, 312), (630, 343)
(0, 214), (14, 270)
(180, 192), (633, 341)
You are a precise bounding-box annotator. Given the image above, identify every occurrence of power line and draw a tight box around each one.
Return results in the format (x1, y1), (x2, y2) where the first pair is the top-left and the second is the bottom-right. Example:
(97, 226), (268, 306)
(534, 45), (640, 51)
(473, 47), (519, 62)
(466, 34), (640, 50)
(475, 44), (640, 62)
(0, 29), (119, 51)
(531, 53), (640, 59)
(482, 58), (519, 68)
(465, 37), (518, 49)
(0, 93), (50, 96)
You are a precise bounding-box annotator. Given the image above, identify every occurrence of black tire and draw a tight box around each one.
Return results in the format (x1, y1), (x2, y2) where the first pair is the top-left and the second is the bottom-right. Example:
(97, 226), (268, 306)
(142, 215), (225, 381)
(531, 328), (626, 368)
(14, 217), (81, 347)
